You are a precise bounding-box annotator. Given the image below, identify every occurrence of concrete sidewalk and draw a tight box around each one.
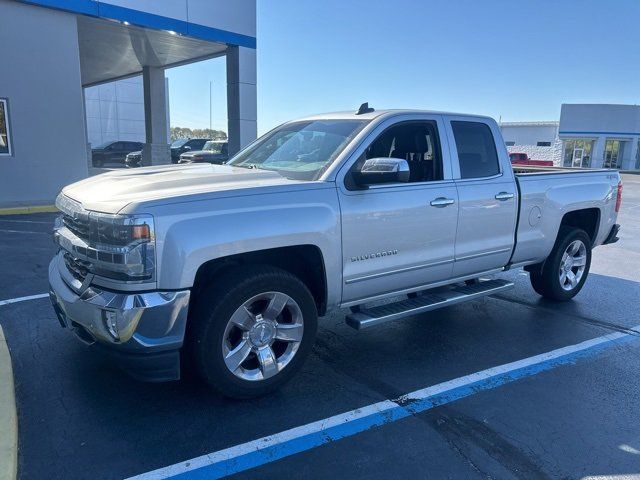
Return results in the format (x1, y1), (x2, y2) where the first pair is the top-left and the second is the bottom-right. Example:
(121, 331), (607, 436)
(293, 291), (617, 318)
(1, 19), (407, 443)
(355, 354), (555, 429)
(0, 325), (17, 480)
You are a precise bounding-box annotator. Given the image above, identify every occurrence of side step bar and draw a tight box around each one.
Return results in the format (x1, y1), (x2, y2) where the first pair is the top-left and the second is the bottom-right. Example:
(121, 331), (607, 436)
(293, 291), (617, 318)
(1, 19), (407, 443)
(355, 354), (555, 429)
(345, 279), (514, 330)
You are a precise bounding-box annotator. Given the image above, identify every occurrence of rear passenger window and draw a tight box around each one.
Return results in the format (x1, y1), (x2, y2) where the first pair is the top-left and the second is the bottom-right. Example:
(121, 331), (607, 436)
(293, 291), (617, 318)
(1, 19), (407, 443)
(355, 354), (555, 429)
(451, 121), (500, 179)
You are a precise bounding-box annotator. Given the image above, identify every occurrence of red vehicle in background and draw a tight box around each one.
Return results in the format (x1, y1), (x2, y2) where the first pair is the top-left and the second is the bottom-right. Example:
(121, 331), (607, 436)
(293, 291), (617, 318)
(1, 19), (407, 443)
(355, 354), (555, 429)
(509, 152), (554, 167)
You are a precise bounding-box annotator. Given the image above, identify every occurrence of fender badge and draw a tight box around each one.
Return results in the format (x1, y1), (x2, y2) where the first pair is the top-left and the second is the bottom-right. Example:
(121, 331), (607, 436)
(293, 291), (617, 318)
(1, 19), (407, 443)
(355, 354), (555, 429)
(351, 250), (398, 262)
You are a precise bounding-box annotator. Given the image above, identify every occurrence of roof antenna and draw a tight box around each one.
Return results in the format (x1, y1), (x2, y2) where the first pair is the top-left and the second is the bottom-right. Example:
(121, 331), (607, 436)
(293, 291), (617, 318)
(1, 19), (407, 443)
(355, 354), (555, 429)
(356, 102), (375, 115)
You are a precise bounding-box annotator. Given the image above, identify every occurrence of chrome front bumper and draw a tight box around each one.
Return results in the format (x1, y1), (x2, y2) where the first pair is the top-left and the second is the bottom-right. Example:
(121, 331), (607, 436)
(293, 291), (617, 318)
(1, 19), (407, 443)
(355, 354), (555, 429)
(48, 253), (190, 381)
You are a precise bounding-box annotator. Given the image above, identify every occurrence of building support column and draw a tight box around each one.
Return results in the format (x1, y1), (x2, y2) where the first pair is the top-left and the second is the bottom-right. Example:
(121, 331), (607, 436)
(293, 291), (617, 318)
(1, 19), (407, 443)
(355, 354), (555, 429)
(591, 136), (605, 169)
(625, 137), (638, 170)
(81, 88), (93, 174)
(142, 66), (170, 166)
(226, 46), (257, 156)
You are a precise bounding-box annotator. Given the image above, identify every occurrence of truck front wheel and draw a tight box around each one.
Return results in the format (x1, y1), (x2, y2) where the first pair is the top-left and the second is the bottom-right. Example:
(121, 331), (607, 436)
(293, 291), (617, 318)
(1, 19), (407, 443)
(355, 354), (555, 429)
(190, 266), (318, 398)
(529, 226), (592, 301)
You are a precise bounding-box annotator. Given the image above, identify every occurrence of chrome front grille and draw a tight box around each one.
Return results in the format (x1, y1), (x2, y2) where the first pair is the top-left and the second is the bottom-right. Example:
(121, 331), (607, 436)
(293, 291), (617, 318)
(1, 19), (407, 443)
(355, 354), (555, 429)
(57, 194), (91, 243)
(63, 251), (92, 282)
(62, 213), (90, 240)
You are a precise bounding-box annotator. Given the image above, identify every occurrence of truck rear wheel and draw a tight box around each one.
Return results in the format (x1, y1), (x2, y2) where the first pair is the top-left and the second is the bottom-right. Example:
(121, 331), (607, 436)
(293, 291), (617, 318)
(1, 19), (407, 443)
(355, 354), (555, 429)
(190, 266), (317, 398)
(529, 226), (592, 301)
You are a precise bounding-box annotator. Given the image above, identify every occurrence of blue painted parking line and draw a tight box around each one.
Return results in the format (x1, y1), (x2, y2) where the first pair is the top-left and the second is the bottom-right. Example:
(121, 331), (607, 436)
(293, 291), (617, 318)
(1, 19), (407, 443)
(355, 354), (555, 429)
(128, 324), (640, 480)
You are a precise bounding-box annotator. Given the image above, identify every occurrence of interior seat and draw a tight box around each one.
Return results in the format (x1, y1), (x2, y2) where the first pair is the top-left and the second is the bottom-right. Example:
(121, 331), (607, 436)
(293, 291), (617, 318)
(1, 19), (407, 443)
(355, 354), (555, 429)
(391, 130), (431, 182)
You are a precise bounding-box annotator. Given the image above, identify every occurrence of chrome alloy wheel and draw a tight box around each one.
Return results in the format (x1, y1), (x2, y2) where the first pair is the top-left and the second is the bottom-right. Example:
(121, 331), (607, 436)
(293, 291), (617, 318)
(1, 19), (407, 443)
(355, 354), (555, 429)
(559, 239), (587, 291)
(222, 292), (304, 381)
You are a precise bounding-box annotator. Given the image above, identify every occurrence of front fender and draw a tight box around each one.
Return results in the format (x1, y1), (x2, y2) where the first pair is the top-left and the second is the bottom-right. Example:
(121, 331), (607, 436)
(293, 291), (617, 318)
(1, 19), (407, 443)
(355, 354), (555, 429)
(149, 187), (342, 307)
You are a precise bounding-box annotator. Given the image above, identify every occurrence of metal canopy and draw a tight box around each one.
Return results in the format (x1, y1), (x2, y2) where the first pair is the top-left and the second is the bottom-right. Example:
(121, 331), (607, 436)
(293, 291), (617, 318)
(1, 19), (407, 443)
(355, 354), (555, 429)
(77, 16), (227, 87)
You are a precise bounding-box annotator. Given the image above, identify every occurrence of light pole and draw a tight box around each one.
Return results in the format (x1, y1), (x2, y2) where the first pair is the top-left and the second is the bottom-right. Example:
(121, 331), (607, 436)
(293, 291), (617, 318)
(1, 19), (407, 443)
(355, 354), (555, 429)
(209, 81), (213, 134)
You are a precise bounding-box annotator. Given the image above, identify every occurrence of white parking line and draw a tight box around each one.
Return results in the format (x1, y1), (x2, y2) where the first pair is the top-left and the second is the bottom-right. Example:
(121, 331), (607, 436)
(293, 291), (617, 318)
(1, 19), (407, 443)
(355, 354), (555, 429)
(0, 229), (50, 235)
(0, 219), (52, 224)
(0, 293), (49, 307)
(128, 324), (640, 480)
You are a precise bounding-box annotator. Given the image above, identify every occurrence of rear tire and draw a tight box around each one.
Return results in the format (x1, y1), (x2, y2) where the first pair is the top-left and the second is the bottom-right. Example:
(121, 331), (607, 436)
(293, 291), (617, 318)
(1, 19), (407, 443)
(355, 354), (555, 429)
(189, 266), (317, 398)
(529, 226), (592, 301)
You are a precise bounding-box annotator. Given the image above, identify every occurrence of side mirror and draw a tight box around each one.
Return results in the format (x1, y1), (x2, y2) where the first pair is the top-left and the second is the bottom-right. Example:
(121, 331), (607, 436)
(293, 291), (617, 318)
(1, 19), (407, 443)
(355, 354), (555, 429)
(183, 146), (191, 151)
(352, 158), (410, 187)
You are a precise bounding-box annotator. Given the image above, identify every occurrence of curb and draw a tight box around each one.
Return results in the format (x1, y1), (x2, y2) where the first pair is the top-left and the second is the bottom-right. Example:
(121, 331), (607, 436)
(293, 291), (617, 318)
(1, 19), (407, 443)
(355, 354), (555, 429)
(0, 325), (17, 480)
(0, 205), (57, 216)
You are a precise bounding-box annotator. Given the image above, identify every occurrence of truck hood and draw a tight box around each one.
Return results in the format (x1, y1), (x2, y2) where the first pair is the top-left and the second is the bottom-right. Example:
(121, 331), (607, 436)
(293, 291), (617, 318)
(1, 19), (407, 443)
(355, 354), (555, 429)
(61, 164), (302, 213)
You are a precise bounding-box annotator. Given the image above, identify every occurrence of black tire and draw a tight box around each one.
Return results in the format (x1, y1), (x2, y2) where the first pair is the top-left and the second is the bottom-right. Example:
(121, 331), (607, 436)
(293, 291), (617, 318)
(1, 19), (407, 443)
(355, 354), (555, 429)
(529, 226), (592, 301)
(94, 158), (103, 168)
(189, 266), (318, 398)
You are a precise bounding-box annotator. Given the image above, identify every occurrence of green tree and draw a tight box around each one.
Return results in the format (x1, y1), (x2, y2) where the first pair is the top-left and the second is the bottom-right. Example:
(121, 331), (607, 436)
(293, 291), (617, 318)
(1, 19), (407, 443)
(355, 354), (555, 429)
(170, 127), (227, 142)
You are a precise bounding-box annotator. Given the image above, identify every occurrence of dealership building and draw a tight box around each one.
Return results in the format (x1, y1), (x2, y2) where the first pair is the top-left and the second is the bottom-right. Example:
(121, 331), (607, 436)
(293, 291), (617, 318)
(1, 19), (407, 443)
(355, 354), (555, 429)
(502, 104), (640, 170)
(0, 0), (256, 208)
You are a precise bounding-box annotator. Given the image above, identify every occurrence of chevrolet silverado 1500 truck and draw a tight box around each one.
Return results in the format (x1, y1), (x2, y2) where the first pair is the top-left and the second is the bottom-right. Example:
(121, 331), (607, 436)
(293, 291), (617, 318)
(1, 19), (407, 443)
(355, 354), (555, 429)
(49, 106), (623, 398)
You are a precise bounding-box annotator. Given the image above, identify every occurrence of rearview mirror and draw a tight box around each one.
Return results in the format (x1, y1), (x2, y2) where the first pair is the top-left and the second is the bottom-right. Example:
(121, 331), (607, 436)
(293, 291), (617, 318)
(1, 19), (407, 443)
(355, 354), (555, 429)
(352, 158), (410, 186)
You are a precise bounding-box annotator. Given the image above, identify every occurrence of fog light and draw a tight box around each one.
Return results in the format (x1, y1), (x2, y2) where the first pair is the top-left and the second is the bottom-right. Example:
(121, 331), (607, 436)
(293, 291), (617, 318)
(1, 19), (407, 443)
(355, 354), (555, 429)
(102, 310), (120, 340)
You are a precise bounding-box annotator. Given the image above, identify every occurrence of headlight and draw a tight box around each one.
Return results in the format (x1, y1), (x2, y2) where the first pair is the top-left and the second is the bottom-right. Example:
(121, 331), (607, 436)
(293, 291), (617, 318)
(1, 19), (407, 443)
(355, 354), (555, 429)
(87, 213), (156, 282)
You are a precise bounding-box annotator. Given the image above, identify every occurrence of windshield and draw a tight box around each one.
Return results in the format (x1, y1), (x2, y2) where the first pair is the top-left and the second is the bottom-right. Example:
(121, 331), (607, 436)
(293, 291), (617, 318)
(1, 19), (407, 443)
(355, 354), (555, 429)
(93, 141), (114, 149)
(227, 120), (368, 180)
(203, 141), (226, 153)
(171, 138), (189, 148)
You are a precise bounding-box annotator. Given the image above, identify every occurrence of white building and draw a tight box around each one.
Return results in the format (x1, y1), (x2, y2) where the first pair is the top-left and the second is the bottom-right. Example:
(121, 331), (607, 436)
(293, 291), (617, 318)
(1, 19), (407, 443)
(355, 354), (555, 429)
(85, 76), (171, 147)
(86, 77), (143, 146)
(0, 0), (256, 208)
(501, 104), (640, 170)
(559, 104), (640, 170)
(500, 121), (561, 164)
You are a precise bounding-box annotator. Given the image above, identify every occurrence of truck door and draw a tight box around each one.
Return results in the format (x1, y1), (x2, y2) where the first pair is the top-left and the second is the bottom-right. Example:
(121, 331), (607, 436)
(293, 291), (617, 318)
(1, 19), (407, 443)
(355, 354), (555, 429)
(445, 118), (518, 277)
(338, 117), (459, 304)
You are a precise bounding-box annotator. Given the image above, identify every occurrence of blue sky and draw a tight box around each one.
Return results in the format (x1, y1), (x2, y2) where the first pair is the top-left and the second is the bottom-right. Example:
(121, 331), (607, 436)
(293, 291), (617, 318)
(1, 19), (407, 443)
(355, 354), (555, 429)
(166, 0), (640, 134)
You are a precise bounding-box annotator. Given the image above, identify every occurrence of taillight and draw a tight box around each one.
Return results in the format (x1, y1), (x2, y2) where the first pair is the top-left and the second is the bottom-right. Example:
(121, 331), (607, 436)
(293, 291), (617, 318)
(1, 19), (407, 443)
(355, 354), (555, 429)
(615, 181), (623, 213)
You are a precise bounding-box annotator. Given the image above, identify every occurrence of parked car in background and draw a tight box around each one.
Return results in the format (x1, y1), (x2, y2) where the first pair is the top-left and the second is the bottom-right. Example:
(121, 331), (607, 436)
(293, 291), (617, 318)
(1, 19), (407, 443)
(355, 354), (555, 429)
(509, 152), (553, 167)
(179, 140), (228, 164)
(50, 107), (622, 398)
(170, 138), (210, 163)
(125, 150), (143, 168)
(92, 141), (144, 168)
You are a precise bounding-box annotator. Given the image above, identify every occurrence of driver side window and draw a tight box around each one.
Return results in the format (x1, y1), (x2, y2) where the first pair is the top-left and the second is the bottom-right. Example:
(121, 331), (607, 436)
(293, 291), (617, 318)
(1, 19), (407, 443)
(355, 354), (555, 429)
(360, 121), (443, 183)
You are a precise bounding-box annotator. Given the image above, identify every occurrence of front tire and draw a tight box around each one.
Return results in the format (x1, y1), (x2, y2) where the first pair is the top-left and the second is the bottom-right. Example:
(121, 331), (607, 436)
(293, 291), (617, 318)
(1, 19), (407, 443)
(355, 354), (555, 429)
(529, 226), (592, 301)
(190, 266), (318, 398)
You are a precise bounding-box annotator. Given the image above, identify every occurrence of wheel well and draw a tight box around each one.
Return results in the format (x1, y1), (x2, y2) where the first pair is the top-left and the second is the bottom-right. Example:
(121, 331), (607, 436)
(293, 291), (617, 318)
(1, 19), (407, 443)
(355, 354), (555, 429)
(560, 208), (600, 244)
(192, 245), (328, 315)
(525, 208), (600, 275)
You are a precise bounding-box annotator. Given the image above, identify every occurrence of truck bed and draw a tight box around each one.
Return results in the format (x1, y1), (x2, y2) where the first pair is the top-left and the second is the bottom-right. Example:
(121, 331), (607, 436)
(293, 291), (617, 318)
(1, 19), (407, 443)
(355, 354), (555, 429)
(510, 166), (620, 267)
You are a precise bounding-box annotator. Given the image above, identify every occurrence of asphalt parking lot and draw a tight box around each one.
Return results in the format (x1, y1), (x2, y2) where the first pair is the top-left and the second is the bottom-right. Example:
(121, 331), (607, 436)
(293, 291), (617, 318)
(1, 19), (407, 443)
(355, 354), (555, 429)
(1, 174), (639, 480)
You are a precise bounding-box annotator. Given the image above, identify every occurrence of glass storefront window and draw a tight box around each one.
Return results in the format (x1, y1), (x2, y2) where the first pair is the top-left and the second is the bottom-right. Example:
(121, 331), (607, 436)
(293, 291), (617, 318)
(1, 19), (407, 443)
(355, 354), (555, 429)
(563, 139), (593, 167)
(603, 139), (626, 169)
(0, 99), (11, 156)
(635, 140), (640, 170)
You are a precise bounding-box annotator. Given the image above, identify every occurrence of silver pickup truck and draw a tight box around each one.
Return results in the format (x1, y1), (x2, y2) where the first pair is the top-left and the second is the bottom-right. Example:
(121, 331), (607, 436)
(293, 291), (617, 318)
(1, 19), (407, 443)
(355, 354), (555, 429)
(49, 106), (623, 398)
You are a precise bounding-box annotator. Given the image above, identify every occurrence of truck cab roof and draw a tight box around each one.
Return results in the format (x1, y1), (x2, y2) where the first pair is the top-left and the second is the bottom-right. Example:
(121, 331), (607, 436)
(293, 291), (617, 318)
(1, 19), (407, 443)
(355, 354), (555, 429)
(293, 109), (494, 123)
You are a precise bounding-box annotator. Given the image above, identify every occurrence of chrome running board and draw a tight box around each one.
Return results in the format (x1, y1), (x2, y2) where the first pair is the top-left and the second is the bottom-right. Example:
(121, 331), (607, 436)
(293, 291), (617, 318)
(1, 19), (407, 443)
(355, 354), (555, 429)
(345, 279), (513, 330)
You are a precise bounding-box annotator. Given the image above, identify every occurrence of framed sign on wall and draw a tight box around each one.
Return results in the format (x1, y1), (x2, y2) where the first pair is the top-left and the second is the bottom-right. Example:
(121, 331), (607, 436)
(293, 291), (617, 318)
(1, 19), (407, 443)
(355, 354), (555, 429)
(0, 98), (12, 156)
